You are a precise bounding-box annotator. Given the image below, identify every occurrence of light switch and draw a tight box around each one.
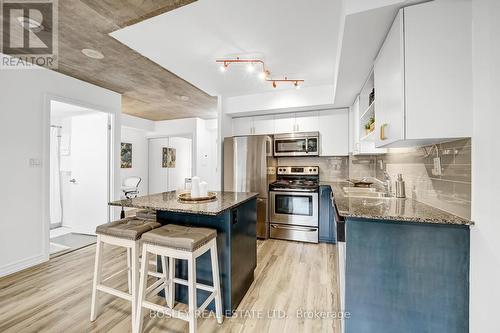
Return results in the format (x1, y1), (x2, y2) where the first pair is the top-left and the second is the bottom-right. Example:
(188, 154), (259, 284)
(29, 158), (42, 168)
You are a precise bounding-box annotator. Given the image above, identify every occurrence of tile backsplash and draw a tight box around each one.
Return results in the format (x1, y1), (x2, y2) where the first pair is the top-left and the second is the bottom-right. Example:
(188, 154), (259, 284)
(374, 139), (471, 219)
(276, 138), (471, 219)
(277, 156), (348, 181)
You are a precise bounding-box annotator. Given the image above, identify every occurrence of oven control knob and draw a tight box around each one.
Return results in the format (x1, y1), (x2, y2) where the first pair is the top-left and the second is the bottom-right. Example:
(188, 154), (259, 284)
(309, 168), (312, 172)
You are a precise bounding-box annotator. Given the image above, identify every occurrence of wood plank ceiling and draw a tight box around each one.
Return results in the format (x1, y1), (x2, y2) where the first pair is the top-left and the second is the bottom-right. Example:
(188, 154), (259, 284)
(55, 0), (217, 120)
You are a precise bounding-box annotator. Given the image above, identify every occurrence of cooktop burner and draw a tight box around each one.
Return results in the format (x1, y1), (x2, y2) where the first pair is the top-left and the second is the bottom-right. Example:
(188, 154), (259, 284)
(270, 166), (319, 192)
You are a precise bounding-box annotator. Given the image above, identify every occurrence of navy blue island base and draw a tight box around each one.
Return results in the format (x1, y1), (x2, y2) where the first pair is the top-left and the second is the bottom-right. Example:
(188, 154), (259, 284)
(156, 197), (257, 314)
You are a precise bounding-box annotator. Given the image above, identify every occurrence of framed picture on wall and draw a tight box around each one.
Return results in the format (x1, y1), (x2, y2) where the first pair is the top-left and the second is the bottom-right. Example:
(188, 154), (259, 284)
(121, 143), (132, 168)
(162, 147), (176, 168)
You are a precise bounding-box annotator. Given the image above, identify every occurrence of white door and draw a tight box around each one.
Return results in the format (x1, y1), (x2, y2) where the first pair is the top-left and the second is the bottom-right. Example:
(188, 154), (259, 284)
(148, 138), (169, 194)
(167, 137), (192, 191)
(68, 113), (109, 235)
(148, 137), (193, 194)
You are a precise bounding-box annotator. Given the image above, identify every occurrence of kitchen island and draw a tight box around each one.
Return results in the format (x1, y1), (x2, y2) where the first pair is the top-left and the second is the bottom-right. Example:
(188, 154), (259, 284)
(323, 181), (473, 333)
(109, 191), (258, 313)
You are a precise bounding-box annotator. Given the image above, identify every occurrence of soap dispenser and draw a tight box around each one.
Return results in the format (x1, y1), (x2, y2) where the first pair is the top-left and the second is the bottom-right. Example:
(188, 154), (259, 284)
(395, 174), (406, 198)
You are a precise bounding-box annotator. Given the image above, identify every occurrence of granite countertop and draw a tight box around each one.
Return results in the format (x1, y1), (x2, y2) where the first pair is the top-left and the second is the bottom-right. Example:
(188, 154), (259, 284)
(321, 181), (473, 226)
(109, 191), (259, 216)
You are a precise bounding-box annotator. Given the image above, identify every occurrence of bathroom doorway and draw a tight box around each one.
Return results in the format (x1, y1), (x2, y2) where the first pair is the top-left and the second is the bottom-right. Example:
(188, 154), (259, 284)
(49, 100), (111, 256)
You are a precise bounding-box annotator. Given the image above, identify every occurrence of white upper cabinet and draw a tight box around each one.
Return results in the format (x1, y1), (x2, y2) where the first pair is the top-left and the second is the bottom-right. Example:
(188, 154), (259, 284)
(374, 11), (404, 147)
(319, 109), (349, 156)
(295, 111), (319, 133)
(274, 113), (296, 134)
(232, 117), (253, 136)
(374, 1), (472, 148)
(253, 115), (275, 135)
(230, 109), (349, 156)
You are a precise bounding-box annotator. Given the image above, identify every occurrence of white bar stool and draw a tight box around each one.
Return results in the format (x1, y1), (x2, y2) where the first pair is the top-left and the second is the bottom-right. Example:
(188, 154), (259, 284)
(90, 217), (162, 330)
(134, 224), (223, 333)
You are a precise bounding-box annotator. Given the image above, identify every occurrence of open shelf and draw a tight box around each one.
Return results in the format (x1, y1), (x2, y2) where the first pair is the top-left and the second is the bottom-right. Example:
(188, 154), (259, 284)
(360, 129), (376, 142)
(360, 101), (375, 120)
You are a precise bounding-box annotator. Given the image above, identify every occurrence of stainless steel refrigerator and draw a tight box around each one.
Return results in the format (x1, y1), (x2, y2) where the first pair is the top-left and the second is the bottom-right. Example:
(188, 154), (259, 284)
(224, 135), (276, 239)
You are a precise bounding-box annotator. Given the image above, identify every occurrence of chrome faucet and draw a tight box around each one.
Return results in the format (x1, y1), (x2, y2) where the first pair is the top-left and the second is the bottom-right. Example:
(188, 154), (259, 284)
(383, 171), (392, 196)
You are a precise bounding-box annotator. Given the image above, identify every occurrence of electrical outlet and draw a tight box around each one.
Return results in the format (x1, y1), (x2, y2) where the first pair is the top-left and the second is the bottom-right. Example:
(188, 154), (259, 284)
(267, 167), (276, 175)
(433, 157), (442, 176)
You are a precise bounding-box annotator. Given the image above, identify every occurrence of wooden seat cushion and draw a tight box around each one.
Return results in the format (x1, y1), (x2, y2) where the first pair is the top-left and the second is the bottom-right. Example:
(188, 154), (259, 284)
(95, 217), (161, 240)
(141, 224), (217, 251)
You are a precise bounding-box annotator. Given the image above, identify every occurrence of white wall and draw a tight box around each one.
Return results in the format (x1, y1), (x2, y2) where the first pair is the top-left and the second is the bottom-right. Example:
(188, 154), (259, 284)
(123, 115), (220, 191)
(470, 0), (500, 331)
(121, 127), (150, 196)
(223, 85), (335, 116)
(196, 118), (219, 190)
(0, 63), (121, 277)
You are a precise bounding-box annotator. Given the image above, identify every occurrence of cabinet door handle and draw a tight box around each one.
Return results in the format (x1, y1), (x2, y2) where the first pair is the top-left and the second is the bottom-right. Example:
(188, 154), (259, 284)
(380, 123), (388, 141)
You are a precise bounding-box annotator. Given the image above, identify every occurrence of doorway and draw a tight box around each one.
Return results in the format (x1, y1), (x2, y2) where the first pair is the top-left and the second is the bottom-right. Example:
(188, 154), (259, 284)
(49, 100), (111, 256)
(148, 136), (193, 194)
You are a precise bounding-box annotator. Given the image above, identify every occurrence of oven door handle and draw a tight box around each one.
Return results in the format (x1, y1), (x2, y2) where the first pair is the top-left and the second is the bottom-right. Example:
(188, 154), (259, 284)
(271, 225), (317, 232)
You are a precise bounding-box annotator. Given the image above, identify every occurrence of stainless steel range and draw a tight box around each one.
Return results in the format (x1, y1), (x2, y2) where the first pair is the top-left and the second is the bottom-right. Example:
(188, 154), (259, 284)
(269, 166), (319, 243)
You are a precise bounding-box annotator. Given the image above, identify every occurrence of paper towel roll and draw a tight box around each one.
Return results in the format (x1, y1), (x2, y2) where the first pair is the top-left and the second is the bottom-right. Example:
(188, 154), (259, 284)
(191, 176), (200, 198)
(199, 181), (208, 197)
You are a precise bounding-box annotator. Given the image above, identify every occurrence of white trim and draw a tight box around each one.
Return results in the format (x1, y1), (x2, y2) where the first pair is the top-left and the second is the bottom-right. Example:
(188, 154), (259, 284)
(0, 254), (48, 278)
(42, 93), (118, 260)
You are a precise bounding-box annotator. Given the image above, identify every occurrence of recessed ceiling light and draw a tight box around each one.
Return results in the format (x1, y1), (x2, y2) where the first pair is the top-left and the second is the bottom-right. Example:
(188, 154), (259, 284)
(17, 16), (44, 32)
(81, 48), (104, 59)
(176, 95), (190, 102)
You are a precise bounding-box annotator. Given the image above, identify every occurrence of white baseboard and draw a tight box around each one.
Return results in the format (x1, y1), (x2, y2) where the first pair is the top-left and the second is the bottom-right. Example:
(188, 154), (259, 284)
(0, 253), (48, 278)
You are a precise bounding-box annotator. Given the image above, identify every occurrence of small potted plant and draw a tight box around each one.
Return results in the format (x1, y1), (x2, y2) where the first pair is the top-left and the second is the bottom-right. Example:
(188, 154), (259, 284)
(365, 122), (371, 135)
(369, 116), (375, 132)
(365, 117), (375, 135)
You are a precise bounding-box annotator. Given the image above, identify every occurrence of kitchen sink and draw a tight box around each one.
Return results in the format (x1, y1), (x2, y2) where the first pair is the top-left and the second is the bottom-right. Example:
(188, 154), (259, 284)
(343, 187), (391, 199)
(343, 187), (378, 193)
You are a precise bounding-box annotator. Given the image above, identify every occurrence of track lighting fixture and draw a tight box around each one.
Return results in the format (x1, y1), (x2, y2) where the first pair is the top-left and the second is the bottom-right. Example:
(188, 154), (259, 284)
(215, 57), (304, 88)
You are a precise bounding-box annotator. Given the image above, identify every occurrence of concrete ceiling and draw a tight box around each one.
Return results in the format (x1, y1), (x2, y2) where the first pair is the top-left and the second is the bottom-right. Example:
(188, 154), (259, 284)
(110, 0), (343, 97)
(5, 0), (218, 120)
(58, 0), (218, 121)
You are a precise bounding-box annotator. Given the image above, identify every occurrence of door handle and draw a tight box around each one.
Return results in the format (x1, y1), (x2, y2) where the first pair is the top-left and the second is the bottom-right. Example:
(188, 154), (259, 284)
(271, 225), (317, 232)
(69, 178), (77, 183)
(380, 123), (388, 141)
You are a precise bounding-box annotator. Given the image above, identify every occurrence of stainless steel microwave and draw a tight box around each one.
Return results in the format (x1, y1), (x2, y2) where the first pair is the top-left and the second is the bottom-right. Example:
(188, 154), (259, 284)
(273, 132), (319, 157)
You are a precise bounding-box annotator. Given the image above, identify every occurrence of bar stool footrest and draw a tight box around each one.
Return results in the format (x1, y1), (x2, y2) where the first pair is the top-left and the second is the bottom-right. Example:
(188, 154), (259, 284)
(96, 284), (132, 302)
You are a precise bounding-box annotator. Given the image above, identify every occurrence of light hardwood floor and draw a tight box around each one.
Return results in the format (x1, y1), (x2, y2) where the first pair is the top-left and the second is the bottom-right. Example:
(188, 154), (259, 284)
(0, 240), (341, 333)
